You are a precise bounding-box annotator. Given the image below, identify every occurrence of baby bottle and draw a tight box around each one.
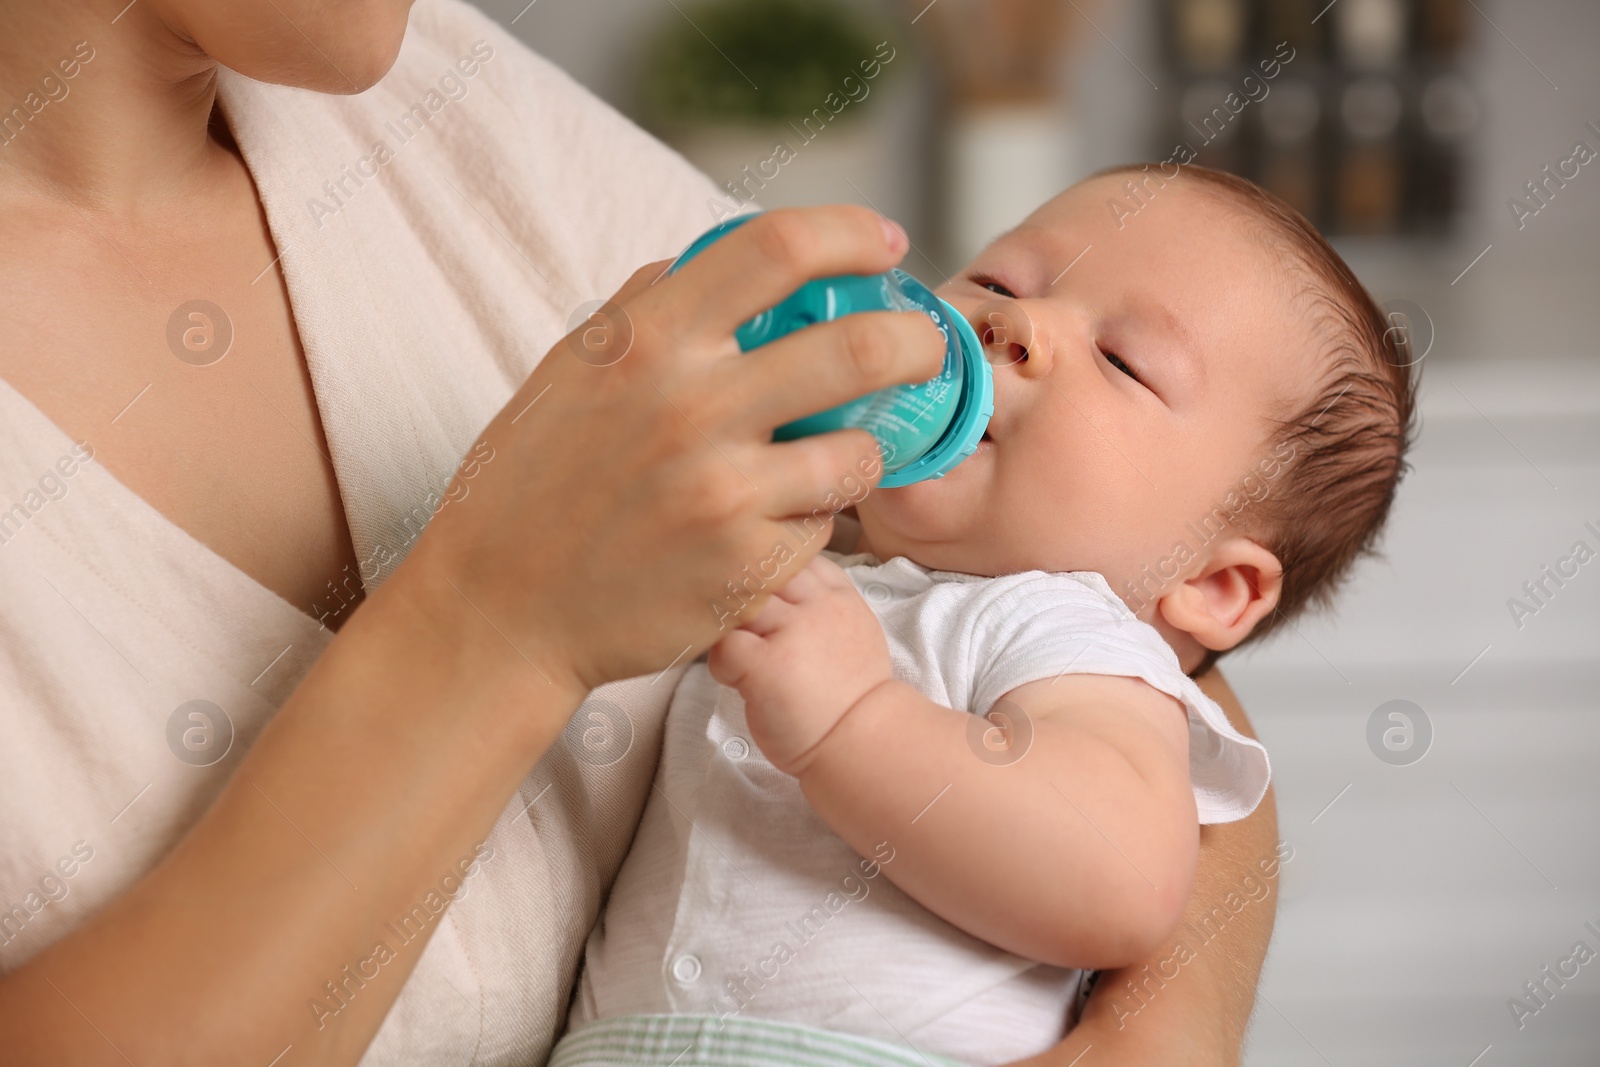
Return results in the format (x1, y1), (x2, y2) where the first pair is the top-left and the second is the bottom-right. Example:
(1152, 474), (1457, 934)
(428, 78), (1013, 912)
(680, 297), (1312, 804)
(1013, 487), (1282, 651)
(668, 214), (993, 487)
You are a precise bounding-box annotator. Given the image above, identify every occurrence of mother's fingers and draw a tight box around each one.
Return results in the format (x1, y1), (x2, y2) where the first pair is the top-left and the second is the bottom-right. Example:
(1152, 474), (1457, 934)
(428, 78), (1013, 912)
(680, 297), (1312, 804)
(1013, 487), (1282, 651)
(708, 310), (947, 437)
(752, 429), (885, 520)
(661, 206), (909, 343)
(616, 257), (677, 301)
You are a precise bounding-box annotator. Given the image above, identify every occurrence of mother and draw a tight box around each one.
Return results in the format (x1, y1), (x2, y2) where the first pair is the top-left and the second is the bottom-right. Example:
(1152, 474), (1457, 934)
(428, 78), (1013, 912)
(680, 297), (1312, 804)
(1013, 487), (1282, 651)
(0, 0), (1280, 1063)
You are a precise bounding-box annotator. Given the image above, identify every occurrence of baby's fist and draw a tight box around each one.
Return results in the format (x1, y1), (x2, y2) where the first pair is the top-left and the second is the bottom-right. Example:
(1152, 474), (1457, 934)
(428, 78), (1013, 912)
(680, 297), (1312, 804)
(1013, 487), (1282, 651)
(708, 555), (893, 775)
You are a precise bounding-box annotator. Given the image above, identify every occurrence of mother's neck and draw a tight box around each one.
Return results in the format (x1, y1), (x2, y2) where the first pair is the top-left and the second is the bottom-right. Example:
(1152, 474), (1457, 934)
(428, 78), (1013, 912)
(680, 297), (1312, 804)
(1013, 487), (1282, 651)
(0, 2), (221, 210)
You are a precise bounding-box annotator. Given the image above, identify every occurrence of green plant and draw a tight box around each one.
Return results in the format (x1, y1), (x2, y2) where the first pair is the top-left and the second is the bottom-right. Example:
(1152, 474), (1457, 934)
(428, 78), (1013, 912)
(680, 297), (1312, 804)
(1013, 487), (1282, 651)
(638, 0), (888, 126)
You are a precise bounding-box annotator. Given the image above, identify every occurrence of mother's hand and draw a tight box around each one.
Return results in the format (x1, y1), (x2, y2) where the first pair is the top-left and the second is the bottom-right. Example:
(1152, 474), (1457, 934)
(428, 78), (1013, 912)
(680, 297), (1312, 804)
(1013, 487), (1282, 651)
(402, 205), (946, 698)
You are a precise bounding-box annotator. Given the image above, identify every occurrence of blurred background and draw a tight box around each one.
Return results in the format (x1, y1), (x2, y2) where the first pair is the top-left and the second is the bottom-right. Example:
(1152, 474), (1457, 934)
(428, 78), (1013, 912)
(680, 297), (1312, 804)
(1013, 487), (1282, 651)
(473, 0), (1598, 1062)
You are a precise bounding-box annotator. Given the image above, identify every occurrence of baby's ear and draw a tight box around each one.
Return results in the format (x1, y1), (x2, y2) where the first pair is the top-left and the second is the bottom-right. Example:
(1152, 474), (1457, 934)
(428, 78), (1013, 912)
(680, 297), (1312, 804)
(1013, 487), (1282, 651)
(1155, 538), (1283, 652)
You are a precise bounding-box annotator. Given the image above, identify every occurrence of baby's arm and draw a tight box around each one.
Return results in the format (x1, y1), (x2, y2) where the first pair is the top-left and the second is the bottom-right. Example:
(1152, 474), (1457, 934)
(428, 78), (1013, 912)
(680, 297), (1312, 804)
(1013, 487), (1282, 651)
(709, 556), (1198, 971)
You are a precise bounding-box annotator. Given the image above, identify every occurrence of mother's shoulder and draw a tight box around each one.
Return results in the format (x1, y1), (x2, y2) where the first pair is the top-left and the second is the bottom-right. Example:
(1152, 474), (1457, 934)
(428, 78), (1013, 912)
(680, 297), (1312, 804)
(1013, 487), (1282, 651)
(392, 0), (725, 284)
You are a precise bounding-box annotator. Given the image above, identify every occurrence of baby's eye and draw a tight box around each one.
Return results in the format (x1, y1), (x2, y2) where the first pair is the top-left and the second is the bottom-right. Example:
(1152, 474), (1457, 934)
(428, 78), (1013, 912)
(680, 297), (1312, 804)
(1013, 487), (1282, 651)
(976, 277), (1017, 299)
(1102, 350), (1143, 384)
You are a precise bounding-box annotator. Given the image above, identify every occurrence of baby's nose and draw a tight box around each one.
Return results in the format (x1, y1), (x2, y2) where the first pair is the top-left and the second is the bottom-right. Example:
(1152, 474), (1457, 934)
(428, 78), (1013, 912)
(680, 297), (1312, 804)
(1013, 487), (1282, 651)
(973, 298), (1047, 375)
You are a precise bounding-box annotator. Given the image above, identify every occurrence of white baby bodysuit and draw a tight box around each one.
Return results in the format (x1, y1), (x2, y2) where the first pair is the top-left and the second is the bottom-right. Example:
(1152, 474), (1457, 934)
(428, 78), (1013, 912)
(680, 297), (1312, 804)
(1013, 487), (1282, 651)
(565, 550), (1272, 1066)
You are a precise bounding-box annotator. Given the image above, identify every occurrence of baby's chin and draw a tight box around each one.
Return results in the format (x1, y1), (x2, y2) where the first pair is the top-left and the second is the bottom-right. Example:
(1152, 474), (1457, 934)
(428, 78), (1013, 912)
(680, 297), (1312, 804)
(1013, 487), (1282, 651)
(856, 456), (1007, 574)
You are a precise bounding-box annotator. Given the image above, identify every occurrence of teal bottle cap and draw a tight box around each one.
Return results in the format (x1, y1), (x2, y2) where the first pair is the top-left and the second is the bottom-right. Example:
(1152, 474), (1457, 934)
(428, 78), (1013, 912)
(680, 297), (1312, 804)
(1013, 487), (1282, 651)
(667, 211), (995, 488)
(877, 300), (993, 488)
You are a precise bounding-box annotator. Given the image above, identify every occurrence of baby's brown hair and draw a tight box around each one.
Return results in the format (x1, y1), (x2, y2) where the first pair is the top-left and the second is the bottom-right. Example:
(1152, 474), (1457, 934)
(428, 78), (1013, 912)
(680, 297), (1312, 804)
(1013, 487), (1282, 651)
(1096, 163), (1419, 668)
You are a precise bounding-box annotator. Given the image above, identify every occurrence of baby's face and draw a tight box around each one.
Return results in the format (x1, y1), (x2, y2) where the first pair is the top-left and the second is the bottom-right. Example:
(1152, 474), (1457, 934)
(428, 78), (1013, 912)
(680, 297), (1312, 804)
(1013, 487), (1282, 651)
(855, 173), (1322, 616)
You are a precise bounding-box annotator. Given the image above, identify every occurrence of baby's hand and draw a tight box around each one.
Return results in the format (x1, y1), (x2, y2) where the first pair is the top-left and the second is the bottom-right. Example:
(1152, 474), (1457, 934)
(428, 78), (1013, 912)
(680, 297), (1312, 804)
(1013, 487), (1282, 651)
(708, 555), (893, 776)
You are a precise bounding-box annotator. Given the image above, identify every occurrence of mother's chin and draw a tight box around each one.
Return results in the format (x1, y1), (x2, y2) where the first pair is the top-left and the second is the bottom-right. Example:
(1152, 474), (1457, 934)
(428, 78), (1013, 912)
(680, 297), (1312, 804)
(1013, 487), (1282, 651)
(164, 0), (416, 94)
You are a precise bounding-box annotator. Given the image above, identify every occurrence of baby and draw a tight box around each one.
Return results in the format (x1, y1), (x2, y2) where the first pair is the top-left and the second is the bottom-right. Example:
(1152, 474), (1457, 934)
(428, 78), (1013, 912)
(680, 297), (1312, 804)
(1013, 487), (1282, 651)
(551, 164), (1417, 1067)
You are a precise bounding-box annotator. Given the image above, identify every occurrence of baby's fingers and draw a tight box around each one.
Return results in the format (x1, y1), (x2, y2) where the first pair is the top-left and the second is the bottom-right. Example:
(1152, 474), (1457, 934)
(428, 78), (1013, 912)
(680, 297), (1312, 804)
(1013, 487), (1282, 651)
(804, 553), (855, 591)
(738, 594), (794, 636)
(707, 629), (766, 689)
(772, 563), (822, 606)
(774, 555), (847, 605)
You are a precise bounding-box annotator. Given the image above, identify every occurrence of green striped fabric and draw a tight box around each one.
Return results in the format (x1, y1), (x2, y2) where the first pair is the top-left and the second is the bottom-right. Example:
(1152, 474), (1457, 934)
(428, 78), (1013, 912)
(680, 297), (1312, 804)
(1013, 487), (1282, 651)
(550, 1014), (970, 1067)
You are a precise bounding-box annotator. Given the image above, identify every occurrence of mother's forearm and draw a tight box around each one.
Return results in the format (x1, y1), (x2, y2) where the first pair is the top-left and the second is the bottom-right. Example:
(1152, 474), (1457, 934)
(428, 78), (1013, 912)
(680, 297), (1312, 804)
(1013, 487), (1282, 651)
(1003, 668), (1281, 1067)
(0, 564), (585, 1067)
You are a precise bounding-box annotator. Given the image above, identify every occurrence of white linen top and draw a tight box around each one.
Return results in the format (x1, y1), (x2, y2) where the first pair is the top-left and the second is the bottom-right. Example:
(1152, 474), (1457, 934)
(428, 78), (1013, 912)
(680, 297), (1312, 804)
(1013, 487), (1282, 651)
(567, 550), (1272, 1066)
(0, 1), (725, 1063)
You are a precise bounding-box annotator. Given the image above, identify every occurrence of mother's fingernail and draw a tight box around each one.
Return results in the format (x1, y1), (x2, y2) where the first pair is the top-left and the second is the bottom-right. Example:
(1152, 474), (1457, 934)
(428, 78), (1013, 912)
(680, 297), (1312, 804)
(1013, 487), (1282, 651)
(880, 218), (907, 254)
